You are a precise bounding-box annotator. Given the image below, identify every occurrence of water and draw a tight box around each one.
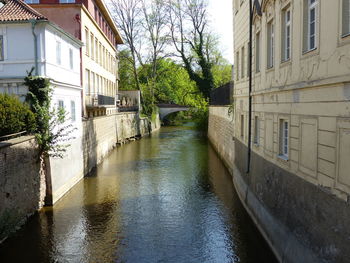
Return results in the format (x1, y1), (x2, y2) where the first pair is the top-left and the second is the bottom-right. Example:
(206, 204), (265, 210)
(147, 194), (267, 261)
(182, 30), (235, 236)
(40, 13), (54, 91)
(0, 126), (277, 263)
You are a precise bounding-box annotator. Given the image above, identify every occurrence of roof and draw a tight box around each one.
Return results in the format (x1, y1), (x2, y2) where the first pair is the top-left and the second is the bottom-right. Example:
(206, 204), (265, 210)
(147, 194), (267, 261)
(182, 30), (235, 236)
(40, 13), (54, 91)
(0, 0), (47, 22)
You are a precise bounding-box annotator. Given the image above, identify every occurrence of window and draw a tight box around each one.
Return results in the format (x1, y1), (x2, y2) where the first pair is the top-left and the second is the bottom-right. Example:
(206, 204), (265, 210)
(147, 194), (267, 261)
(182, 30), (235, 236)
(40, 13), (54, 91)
(91, 72), (95, 94)
(95, 38), (98, 62)
(303, 0), (318, 52)
(90, 33), (94, 60)
(267, 21), (274, 68)
(282, 8), (291, 61)
(85, 69), (90, 93)
(24, 0), (39, 3)
(342, 0), (350, 37)
(241, 46), (245, 78)
(59, 0), (75, 3)
(58, 100), (64, 110)
(255, 32), (260, 72)
(69, 48), (73, 70)
(0, 35), (3, 61)
(279, 119), (289, 158)
(240, 114), (244, 139)
(70, 101), (76, 122)
(56, 41), (61, 65)
(85, 28), (89, 56)
(254, 116), (259, 145)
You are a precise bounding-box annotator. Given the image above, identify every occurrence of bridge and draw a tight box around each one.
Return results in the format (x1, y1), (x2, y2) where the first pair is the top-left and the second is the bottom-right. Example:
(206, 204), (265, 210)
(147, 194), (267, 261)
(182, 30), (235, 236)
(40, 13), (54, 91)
(157, 104), (190, 120)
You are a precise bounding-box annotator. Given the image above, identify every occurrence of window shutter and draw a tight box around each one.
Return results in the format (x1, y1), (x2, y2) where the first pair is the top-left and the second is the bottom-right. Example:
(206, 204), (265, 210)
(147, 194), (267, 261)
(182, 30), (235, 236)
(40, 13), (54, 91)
(343, 0), (350, 36)
(302, 0), (309, 53)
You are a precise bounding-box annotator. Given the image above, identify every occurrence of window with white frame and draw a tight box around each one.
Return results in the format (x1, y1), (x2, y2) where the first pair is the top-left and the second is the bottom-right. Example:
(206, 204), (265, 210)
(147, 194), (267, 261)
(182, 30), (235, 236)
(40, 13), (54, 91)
(279, 119), (289, 158)
(59, 0), (75, 3)
(303, 0), (318, 52)
(58, 100), (64, 110)
(69, 48), (73, 70)
(342, 0), (350, 37)
(241, 46), (245, 78)
(0, 35), (3, 61)
(85, 69), (90, 93)
(282, 7), (291, 62)
(90, 33), (94, 60)
(254, 116), (259, 145)
(70, 101), (76, 122)
(255, 32), (260, 72)
(91, 72), (95, 94)
(56, 41), (61, 65)
(267, 20), (274, 68)
(85, 28), (89, 56)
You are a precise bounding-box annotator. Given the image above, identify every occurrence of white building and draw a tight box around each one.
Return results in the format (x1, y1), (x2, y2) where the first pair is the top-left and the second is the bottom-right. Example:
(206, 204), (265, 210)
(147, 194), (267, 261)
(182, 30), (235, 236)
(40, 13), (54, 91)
(0, 0), (85, 204)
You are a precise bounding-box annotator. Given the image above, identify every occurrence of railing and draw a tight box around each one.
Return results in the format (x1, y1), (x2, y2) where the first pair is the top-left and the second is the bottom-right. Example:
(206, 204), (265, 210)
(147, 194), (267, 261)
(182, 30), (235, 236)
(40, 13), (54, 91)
(209, 82), (234, 105)
(118, 106), (139, 112)
(0, 131), (27, 142)
(98, 94), (115, 106)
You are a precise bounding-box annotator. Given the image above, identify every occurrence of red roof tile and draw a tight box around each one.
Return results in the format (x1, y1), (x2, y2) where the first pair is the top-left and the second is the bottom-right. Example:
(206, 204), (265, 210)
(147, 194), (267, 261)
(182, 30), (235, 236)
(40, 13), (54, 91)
(0, 0), (47, 22)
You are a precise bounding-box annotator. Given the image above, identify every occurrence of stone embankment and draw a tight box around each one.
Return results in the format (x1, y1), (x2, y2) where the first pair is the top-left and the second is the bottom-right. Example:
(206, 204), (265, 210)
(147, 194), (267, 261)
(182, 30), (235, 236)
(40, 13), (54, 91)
(208, 106), (350, 263)
(0, 112), (160, 242)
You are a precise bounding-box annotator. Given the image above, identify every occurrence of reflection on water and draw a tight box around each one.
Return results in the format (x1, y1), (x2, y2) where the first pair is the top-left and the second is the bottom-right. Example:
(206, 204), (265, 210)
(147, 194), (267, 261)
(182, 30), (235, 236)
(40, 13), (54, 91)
(0, 126), (276, 263)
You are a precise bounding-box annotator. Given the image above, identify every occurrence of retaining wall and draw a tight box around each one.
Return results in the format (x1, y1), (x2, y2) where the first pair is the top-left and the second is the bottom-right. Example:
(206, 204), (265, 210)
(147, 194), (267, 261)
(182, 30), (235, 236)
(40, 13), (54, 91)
(0, 112), (160, 242)
(0, 136), (45, 242)
(208, 106), (350, 263)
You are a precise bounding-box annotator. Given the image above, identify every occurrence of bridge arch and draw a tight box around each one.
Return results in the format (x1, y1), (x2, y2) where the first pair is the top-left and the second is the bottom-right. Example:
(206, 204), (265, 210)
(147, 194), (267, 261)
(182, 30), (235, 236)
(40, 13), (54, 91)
(157, 104), (190, 120)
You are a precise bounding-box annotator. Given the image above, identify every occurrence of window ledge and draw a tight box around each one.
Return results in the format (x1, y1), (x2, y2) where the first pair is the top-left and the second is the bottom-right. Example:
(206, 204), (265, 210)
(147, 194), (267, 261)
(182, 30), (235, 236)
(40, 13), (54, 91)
(277, 154), (289, 161)
(341, 33), (350, 39)
(302, 47), (317, 56)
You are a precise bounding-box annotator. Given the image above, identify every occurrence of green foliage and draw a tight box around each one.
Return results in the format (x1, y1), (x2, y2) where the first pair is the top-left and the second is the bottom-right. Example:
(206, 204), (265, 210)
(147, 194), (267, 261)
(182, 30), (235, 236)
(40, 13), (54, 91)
(119, 49), (138, 91)
(0, 94), (36, 137)
(25, 70), (75, 158)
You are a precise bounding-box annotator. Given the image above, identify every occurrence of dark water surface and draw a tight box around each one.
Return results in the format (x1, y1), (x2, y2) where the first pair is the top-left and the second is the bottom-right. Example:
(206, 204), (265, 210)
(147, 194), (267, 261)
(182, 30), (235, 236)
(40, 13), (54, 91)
(0, 126), (277, 263)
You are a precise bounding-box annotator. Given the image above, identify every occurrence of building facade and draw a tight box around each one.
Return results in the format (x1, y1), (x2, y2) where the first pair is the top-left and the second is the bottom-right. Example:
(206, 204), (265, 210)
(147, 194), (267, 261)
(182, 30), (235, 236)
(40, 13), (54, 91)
(233, 0), (350, 262)
(0, 0), (85, 204)
(27, 0), (124, 117)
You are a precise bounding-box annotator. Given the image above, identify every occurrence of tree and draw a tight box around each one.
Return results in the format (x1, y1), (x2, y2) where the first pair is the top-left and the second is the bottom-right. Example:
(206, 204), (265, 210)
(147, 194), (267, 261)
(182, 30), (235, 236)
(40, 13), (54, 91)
(111, 0), (143, 92)
(168, 0), (215, 99)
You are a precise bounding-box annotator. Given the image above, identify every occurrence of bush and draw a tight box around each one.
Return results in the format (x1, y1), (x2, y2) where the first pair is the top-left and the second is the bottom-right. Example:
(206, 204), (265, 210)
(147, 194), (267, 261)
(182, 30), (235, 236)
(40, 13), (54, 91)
(0, 94), (36, 137)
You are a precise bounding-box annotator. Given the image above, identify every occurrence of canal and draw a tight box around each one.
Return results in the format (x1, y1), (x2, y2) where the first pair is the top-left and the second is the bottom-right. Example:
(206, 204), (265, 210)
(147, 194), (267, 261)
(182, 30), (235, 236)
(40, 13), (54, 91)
(0, 126), (277, 263)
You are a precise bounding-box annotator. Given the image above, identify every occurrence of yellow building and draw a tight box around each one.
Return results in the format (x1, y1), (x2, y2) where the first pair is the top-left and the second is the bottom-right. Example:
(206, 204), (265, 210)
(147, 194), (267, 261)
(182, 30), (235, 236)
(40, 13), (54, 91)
(232, 0), (350, 261)
(27, 0), (124, 117)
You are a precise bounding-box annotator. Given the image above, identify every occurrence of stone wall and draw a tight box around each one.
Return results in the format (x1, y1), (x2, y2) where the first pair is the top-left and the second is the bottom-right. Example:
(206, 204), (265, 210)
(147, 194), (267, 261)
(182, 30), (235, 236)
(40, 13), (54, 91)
(83, 112), (160, 175)
(0, 136), (45, 242)
(208, 106), (235, 171)
(208, 106), (350, 263)
(0, 112), (160, 242)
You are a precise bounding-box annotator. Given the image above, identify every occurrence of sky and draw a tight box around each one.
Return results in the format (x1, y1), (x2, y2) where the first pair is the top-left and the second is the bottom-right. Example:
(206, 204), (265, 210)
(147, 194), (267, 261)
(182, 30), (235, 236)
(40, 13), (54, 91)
(207, 0), (234, 64)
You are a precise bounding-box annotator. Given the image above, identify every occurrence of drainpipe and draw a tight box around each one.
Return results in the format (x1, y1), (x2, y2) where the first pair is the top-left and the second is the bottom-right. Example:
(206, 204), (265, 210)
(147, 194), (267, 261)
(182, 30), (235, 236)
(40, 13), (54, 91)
(30, 19), (39, 76)
(246, 0), (253, 174)
(246, 0), (262, 174)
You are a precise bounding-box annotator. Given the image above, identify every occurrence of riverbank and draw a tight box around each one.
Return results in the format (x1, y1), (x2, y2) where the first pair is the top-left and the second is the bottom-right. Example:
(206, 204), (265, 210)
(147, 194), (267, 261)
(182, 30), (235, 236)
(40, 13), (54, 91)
(0, 112), (160, 243)
(0, 125), (276, 262)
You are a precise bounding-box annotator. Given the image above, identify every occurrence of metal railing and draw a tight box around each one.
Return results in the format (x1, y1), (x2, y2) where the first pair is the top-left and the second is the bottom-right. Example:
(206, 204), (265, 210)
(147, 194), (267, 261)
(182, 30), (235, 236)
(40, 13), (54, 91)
(98, 94), (115, 106)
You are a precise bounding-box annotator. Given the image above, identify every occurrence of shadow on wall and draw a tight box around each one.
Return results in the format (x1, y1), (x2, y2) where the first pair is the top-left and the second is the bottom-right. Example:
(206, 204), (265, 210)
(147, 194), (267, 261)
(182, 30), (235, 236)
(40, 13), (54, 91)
(0, 137), (45, 242)
(82, 119), (98, 176)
